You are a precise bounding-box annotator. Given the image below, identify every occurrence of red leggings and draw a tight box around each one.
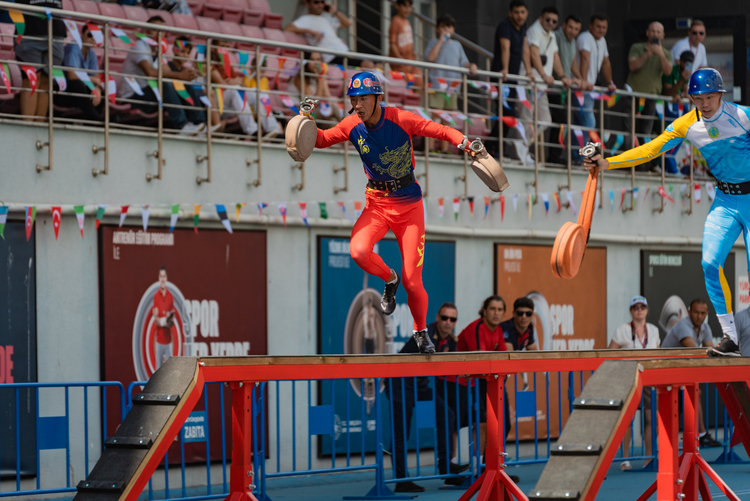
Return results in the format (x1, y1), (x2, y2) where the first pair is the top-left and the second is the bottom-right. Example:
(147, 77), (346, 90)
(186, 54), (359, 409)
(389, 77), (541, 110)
(349, 199), (427, 331)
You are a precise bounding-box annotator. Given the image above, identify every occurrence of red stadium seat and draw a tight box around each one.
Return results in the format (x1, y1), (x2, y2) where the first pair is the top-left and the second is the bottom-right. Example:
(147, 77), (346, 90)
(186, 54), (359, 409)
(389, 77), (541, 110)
(173, 13), (199, 32)
(122, 5), (148, 24)
(196, 16), (221, 35)
(107, 36), (129, 65)
(237, 25), (263, 52)
(325, 64), (344, 97)
(247, 0), (281, 29)
(148, 9), (174, 26)
(263, 28), (295, 57)
(186, 0), (205, 16)
(62, 0), (74, 11)
(241, 9), (263, 27)
(201, 2), (223, 20)
(221, 0), (248, 23)
(0, 23), (14, 52)
(219, 20), (243, 39)
(71, 0), (100, 16)
(97, 2), (125, 19)
(283, 32), (308, 48)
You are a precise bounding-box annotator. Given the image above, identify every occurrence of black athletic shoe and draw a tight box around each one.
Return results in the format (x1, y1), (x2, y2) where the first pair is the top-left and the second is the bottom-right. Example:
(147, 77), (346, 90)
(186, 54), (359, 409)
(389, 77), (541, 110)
(708, 336), (741, 357)
(443, 476), (468, 487)
(449, 462), (470, 474)
(394, 481), (424, 493)
(413, 329), (435, 354)
(700, 433), (722, 448)
(381, 271), (400, 315)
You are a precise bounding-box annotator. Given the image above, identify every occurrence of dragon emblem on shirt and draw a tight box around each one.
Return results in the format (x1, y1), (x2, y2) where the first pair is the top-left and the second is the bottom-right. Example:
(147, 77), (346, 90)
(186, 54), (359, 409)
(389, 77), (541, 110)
(370, 142), (412, 178)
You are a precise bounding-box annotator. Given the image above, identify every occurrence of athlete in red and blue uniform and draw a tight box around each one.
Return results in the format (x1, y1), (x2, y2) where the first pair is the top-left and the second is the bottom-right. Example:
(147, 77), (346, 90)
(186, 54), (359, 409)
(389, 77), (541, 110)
(311, 71), (471, 353)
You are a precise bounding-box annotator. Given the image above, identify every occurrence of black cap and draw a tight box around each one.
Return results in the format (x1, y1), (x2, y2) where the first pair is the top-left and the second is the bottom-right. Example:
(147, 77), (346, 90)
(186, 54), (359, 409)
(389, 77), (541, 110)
(680, 50), (695, 63)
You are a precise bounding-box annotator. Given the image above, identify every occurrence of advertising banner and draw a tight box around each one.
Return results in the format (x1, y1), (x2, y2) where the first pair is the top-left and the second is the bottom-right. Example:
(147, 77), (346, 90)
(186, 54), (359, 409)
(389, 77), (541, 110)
(0, 222), (37, 477)
(318, 236), (455, 455)
(100, 227), (267, 462)
(495, 244), (607, 441)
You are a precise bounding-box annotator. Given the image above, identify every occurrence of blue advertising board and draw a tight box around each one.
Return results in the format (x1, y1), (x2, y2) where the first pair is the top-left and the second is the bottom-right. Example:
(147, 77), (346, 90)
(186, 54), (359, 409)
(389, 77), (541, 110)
(317, 236), (455, 455)
(182, 411), (208, 443)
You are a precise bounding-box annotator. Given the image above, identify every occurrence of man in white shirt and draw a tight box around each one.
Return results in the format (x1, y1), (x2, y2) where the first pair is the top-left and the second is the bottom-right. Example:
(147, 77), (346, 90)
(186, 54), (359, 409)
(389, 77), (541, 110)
(574, 13), (616, 159)
(670, 20), (707, 72)
(285, 0), (351, 64)
(516, 6), (571, 164)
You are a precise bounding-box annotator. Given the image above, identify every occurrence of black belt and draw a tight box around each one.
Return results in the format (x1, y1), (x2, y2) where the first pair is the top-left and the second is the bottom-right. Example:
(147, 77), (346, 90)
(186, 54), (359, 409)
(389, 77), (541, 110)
(717, 180), (750, 195)
(367, 172), (416, 192)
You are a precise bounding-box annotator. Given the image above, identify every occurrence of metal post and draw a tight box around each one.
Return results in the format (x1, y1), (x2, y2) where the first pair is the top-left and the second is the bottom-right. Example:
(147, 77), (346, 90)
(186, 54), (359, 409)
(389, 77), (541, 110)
(93, 23), (110, 177)
(247, 45), (261, 187)
(657, 385), (679, 501)
(146, 31), (165, 181)
(559, 89), (571, 206)
(334, 57), (348, 194)
(684, 108), (694, 215)
(654, 108), (666, 213)
(598, 97), (605, 208)
(683, 384), (699, 500)
(498, 77), (504, 161)
(197, 37), (212, 184)
(461, 73), (468, 199)
(227, 382), (259, 501)
(622, 96), (636, 212)
(36, 14), (54, 173)
(528, 82), (538, 200)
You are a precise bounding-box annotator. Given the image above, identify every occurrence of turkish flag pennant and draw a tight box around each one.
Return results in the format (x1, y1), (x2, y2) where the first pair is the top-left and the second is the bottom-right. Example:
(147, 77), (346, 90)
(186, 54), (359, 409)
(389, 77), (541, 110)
(52, 206), (61, 239)
(25, 206), (36, 241)
(119, 205), (129, 227)
(106, 75), (117, 105)
(694, 183), (701, 203)
(499, 195), (505, 221)
(21, 66), (37, 95)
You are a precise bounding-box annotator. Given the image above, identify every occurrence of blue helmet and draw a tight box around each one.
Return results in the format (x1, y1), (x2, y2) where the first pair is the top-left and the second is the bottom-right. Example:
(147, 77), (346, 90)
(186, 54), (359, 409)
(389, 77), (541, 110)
(688, 68), (726, 95)
(346, 71), (384, 96)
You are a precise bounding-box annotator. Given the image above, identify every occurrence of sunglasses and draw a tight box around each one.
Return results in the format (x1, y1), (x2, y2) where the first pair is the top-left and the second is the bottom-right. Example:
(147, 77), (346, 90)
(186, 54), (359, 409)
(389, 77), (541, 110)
(312, 0), (325, 3)
(515, 310), (533, 317)
(631, 304), (647, 310)
(545, 17), (558, 24)
(691, 30), (705, 35)
(440, 315), (457, 322)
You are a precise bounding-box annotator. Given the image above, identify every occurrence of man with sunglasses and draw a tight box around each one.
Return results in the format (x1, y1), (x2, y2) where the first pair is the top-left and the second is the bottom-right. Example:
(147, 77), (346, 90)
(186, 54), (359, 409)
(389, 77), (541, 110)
(56, 24), (103, 122)
(500, 297), (538, 351)
(671, 20), (707, 73)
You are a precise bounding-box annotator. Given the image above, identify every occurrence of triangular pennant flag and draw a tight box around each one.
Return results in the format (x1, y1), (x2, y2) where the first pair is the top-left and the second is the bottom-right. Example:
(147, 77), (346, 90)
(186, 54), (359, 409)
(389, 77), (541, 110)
(74, 205), (85, 238)
(278, 202), (287, 227)
(619, 188), (627, 209)
(483, 196), (490, 220)
(706, 183), (716, 201)
(257, 202), (268, 216)
(21, 66), (37, 95)
(354, 201), (363, 219)
(452, 197), (460, 221)
(516, 86), (532, 109)
(558, 126), (566, 149)
(64, 20), (82, 48)
(172, 81), (195, 105)
(280, 95), (299, 114)
(609, 190), (615, 212)
(680, 185), (688, 206)
(195, 44), (206, 72)
(9, 11), (24, 43)
(0, 205), (7, 240)
(527, 194), (532, 220)
(119, 205), (129, 227)
(25, 206), (36, 241)
(147, 80), (161, 104)
(74, 71), (95, 91)
(299, 202), (310, 228)
(95, 204), (107, 229)
(110, 28), (133, 45)
(51, 68), (66, 92)
(169, 204), (179, 232)
(573, 129), (584, 148)
(512, 194), (519, 212)
(216, 204), (233, 233)
(217, 48), (232, 80)
(134, 32), (157, 46)
(216, 87), (224, 115)
(541, 193), (549, 215)
(589, 131), (601, 144)
(655, 100), (664, 120)
(106, 75), (117, 104)
(260, 93), (272, 118)
(193, 204), (201, 233)
(468, 197), (474, 218)
(499, 196), (505, 221)
(553, 192), (561, 212)
(633, 187), (639, 210)
(566, 191), (577, 215)
(501, 116), (527, 144)
(641, 187), (650, 210)
(438, 198), (444, 219)
(694, 183), (701, 203)
(574, 91), (585, 107)
(235, 203), (246, 223)
(86, 23), (103, 46)
(51, 206), (61, 239)
(318, 202), (328, 219)
(142, 204), (150, 230)
(337, 201), (353, 222)
(124, 76), (144, 96)
(658, 186), (675, 203)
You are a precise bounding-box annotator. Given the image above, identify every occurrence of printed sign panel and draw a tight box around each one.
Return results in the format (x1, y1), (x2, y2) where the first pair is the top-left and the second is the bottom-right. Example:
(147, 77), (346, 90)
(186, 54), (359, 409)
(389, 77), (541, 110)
(0, 223), (37, 477)
(100, 227), (267, 462)
(495, 244), (607, 441)
(318, 236), (456, 455)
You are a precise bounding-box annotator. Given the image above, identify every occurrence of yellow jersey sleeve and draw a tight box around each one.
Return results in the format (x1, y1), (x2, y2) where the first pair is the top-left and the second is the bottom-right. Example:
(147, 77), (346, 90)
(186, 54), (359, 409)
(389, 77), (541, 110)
(607, 109), (699, 170)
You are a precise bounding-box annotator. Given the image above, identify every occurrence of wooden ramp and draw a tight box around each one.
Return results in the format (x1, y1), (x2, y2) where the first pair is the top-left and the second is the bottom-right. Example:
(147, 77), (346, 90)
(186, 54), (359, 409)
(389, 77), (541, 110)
(73, 357), (203, 501)
(529, 360), (643, 501)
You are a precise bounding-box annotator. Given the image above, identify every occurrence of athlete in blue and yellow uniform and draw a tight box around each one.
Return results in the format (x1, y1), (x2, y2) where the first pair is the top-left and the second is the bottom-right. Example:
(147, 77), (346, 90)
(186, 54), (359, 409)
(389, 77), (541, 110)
(585, 69), (744, 356)
(310, 71), (474, 353)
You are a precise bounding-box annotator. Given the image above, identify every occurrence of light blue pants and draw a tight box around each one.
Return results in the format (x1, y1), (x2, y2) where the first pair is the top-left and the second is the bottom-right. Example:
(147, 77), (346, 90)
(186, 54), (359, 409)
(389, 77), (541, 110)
(702, 190), (750, 315)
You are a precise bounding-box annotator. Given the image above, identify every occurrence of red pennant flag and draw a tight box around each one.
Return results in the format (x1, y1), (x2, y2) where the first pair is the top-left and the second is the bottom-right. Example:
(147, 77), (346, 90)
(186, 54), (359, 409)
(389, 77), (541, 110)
(553, 192), (561, 212)
(619, 188), (627, 209)
(25, 206), (36, 241)
(468, 196), (474, 217)
(0, 63), (10, 94)
(694, 183), (701, 203)
(499, 195), (505, 222)
(218, 48), (232, 78)
(119, 205), (129, 227)
(658, 186), (675, 203)
(589, 131), (602, 144)
(483, 196), (490, 220)
(106, 75), (117, 105)
(21, 66), (37, 95)
(52, 206), (61, 240)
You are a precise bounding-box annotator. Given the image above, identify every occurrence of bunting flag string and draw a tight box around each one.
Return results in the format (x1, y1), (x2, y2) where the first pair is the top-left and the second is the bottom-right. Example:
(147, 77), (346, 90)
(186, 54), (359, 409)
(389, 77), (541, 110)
(21, 66), (37, 95)
(111, 28), (133, 45)
(512, 193), (519, 212)
(452, 197), (460, 221)
(337, 201), (353, 222)
(318, 202), (328, 219)
(438, 197), (444, 219)
(609, 190), (615, 212)
(620, 188), (627, 209)
(566, 191), (577, 215)
(9, 10), (24, 43)
(706, 183), (716, 202)
(87, 23), (103, 46)
(483, 196), (490, 220)
(64, 20), (81, 48)
(74, 205), (85, 238)
(573, 129), (584, 148)
(553, 192), (561, 212)
(193, 204), (201, 233)
(142, 204), (150, 230)
(169, 204), (179, 232)
(299, 202), (310, 227)
(658, 186), (675, 203)
(25, 206), (36, 241)
(277, 202), (287, 227)
(468, 196), (474, 218)
(95, 204), (107, 229)
(541, 193), (549, 215)
(257, 202), (268, 215)
(0, 205), (7, 240)
(216, 204), (233, 233)
(499, 195), (505, 221)
(632, 187), (639, 210)
(52, 206), (61, 239)
(354, 201), (363, 219)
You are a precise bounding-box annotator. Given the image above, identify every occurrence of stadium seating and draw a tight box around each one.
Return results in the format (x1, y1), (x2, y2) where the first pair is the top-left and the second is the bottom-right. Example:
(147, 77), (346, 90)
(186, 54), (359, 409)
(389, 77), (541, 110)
(148, 9), (174, 26)
(71, 0), (99, 16)
(196, 16), (221, 34)
(96, 2), (124, 19)
(173, 12), (199, 31)
(247, 0), (282, 29)
(123, 5), (149, 23)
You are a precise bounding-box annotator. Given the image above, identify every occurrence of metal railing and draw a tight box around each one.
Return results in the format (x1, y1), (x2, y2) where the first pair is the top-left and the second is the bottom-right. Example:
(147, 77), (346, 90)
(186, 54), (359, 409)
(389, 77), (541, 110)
(0, 1), (706, 210)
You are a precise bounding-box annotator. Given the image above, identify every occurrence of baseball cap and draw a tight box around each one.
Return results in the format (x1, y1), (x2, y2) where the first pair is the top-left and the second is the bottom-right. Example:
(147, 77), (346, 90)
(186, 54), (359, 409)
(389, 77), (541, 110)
(630, 295), (648, 308)
(679, 50), (695, 63)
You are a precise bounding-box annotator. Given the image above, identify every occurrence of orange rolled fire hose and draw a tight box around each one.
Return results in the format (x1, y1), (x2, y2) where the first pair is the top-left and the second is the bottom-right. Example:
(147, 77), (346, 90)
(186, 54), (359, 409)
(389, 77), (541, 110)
(550, 169), (598, 279)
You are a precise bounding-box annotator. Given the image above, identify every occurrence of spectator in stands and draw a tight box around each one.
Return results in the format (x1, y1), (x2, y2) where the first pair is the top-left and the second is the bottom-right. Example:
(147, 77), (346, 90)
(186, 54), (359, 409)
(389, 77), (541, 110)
(662, 299), (721, 448)
(55, 25), (102, 122)
(662, 50), (694, 101)
(287, 51), (342, 127)
(554, 14), (583, 81)
(626, 22), (672, 137)
(118, 16), (206, 135)
(285, 0), (351, 65)
(388, 0), (416, 74)
(608, 295), (659, 470)
(456, 296), (519, 483)
(15, 0), (66, 121)
(387, 302), (468, 493)
(169, 37), (223, 131)
(211, 40), (281, 138)
(670, 20), (707, 72)
(501, 297), (538, 351)
(516, 6), (572, 165)
(575, 13), (616, 159)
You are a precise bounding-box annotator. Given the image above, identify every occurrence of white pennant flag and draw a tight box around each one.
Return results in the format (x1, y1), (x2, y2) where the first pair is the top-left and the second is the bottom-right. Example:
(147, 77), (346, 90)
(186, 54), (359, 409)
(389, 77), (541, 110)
(142, 204), (150, 230)
(706, 183), (716, 201)
(64, 20), (82, 48)
(566, 191), (577, 215)
(694, 183), (702, 203)
(512, 193), (519, 212)
(438, 198), (444, 219)
(125, 76), (144, 96)
(119, 205), (129, 227)
(452, 198), (460, 220)
(541, 192), (549, 214)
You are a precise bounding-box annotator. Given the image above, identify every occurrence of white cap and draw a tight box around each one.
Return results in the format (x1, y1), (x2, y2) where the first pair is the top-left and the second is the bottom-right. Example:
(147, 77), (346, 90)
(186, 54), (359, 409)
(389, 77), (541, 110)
(630, 295), (648, 308)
